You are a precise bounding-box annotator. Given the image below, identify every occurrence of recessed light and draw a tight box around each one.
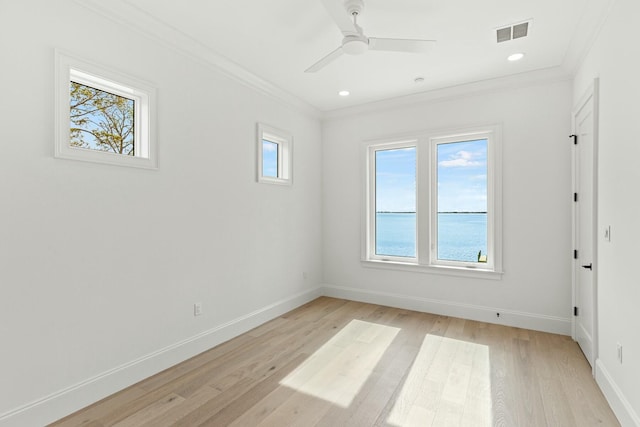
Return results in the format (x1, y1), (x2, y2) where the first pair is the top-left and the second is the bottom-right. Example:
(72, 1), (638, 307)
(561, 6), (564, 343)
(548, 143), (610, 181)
(414, 77), (425, 84)
(338, 90), (350, 97)
(507, 52), (525, 62)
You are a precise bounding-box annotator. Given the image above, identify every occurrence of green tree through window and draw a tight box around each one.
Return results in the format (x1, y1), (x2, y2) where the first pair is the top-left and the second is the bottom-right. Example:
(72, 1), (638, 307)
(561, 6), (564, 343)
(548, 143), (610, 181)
(70, 82), (135, 155)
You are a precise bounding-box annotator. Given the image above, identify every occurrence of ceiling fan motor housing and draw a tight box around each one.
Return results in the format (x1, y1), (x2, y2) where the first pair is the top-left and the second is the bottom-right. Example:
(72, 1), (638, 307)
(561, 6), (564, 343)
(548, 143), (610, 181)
(342, 34), (368, 55)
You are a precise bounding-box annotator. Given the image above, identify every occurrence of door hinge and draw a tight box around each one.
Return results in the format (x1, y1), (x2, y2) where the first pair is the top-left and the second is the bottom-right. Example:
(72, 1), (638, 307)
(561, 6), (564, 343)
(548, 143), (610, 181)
(574, 249), (578, 259)
(570, 134), (578, 144)
(574, 306), (579, 316)
(574, 192), (578, 202)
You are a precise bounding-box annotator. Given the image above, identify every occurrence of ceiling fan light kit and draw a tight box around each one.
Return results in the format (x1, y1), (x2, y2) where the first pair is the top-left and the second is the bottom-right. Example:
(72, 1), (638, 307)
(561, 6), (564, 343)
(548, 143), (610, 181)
(305, 0), (436, 72)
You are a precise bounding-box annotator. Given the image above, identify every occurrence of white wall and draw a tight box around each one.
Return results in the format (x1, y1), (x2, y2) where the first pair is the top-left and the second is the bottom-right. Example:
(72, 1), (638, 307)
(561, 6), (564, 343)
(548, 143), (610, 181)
(574, 0), (640, 424)
(0, 2), (323, 425)
(322, 79), (574, 333)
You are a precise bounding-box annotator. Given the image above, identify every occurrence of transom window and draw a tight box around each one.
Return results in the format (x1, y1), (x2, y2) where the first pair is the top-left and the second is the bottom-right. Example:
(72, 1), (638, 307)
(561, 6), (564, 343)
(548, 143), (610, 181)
(364, 126), (502, 277)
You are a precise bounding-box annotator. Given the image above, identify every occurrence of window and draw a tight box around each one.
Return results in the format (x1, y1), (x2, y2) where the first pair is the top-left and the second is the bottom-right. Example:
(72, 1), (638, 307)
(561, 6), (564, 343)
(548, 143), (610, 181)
(370, 142), (417, 261)
(364, 126), (502, 277)
(55, 51), (157, 169)
(257, 123), (292, 185)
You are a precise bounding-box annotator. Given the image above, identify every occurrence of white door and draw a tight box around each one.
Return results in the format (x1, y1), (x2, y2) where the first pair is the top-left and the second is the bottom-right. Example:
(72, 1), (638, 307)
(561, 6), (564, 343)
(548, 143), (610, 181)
(573, 80), (598, 369)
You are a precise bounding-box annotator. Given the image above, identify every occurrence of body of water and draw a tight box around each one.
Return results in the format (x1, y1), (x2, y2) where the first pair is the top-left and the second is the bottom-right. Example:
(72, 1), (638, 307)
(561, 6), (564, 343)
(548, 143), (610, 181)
(375, 212), (487, 262)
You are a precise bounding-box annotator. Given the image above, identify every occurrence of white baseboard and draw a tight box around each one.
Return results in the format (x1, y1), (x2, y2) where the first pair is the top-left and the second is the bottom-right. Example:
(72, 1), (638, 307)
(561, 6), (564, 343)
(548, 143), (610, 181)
(321, 284), (571, 335)
(596, 359), (640, 427)
(0, 286), (322, 427)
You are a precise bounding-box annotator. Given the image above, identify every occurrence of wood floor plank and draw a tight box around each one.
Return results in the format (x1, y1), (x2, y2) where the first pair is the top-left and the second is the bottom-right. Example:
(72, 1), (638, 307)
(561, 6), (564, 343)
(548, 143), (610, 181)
(539, 376), (577, 426)
(50, 297), (620, 427)
(197, 354), (308, 426)
(460, 341), (492, 426)
(136, 334), (257, 392)
(51, 386), (148, 427)
(226, 383), (300, 426)
(112, 393), (185, 427)
(137, 386), (221, 427)
(316, 310), (436, 427)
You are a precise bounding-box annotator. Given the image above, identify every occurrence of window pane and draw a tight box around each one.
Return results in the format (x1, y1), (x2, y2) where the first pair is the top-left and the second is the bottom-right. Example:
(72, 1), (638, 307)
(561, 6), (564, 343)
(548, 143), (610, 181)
(262, 140), (278, 178)
(436, 139), (487, 262)
(69, 82), (135, 155)
(375, 147), (416, 257)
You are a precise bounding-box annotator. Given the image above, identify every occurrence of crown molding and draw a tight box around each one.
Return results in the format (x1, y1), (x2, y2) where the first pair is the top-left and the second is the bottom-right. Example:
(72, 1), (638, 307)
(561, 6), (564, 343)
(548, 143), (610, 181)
(561, 0), (615, 76)
(321, 66), (573, 121)
(74, 0), (321, 119)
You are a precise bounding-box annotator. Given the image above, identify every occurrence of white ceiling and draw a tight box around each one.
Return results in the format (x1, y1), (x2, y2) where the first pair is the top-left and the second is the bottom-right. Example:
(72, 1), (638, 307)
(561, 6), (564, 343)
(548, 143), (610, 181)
(107, 0), (610, 112)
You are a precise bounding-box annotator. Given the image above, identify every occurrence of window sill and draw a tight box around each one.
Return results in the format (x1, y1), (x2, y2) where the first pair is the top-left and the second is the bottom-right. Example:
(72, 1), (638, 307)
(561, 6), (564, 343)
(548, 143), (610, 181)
(361, 259), (503, 280)
(258, 176), (292, 186)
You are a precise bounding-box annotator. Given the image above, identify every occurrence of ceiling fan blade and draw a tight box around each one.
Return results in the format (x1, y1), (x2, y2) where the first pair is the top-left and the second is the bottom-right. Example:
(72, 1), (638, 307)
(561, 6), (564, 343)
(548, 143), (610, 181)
(368, 38), (436, 53)
(321, 0), (358, 35)
(305, 46), (344, 73)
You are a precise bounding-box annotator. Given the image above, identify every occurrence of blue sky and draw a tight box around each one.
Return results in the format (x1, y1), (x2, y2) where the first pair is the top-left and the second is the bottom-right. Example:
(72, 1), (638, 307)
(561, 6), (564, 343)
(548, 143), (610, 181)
(375, 147), (416, 212)
(375, 139), (487, 212)
(262, 140), (278, 177)
(437, 139), (487, 212)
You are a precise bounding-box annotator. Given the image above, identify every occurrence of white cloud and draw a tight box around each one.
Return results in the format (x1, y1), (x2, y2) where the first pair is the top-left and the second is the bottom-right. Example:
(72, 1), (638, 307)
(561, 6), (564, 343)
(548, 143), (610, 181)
(439, 150), (481, 167)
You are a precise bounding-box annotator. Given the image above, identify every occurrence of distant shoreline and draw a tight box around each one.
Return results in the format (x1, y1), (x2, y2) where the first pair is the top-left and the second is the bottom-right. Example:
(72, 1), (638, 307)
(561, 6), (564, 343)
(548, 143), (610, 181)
(376, 211), (487, 214)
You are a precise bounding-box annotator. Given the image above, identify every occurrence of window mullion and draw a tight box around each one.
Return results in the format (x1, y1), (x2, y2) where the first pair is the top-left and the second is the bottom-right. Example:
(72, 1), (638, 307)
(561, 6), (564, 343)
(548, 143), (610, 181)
(416, 139), (430, 265)
(369, 147), (377, 258)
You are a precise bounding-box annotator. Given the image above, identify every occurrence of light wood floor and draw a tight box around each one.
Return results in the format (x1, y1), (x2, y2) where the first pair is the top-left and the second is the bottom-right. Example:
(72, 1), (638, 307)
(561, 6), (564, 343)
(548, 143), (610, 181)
(51, 297), (619, 426)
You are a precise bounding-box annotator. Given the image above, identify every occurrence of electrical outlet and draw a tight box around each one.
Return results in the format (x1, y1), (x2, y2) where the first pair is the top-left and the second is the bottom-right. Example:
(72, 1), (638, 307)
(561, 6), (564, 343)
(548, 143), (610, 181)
(194, 302), (203, 317)
(604, 226), (611, 242)
(617, 343), (622, 364)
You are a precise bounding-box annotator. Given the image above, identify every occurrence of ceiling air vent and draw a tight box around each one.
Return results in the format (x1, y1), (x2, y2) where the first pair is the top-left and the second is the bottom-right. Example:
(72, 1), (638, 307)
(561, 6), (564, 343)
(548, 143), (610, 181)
(496, 27), (511, 43)
(496, 20), (532, 43)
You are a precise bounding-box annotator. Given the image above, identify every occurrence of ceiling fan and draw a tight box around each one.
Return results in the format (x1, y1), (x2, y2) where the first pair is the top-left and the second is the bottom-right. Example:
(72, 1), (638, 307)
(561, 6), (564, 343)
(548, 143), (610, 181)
(305, 0), (436, 73)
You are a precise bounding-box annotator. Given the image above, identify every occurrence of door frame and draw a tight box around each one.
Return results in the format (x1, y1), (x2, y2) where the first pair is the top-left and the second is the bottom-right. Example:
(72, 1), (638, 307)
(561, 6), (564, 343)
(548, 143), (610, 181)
(571, 78), (599, 374)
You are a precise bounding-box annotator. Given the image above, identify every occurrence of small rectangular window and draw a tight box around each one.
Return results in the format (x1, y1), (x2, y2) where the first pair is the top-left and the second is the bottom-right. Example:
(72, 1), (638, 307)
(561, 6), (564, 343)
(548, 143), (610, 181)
(55, 51), (157, 169)
(257, 123), (292, 185)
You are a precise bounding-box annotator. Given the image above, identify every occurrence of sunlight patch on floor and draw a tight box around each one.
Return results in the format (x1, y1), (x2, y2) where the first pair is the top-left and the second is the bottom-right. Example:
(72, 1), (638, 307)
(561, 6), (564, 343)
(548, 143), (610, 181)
(387, 334), (492, 427)
(280, 319), (400, 408)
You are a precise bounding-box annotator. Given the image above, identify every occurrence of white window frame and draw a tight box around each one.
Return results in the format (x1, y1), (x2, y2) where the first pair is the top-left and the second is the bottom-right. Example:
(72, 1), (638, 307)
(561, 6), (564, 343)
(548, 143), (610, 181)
(55, 50), (157, 169)
(362, 125), (503, 279)
(257, 123), (292, 185)
(366, 140), (418, 264)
